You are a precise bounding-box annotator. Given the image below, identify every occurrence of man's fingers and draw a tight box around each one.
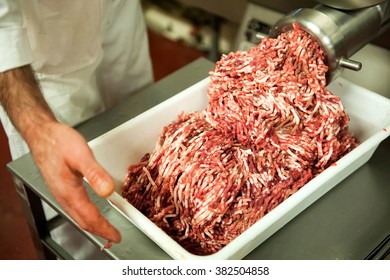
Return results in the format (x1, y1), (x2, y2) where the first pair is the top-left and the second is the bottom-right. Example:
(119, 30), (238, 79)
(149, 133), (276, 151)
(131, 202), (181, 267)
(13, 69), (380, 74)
(66, 153), (122, 242)
(61, 188), (122, 243)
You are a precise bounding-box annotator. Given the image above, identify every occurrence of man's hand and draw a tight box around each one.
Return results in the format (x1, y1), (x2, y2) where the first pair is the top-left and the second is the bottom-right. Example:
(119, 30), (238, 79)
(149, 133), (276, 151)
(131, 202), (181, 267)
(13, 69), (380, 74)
(0, 65), (121, 243)
(30, 122), (122, 243)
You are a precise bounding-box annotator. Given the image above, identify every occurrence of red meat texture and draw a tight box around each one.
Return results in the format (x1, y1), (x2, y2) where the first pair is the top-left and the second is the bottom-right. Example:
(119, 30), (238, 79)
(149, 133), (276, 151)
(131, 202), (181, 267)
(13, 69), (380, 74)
(122, 24), (359, 255)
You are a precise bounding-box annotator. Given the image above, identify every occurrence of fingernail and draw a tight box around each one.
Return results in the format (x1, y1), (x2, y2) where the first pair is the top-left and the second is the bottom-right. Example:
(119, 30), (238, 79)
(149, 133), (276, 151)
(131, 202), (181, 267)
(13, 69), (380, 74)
(97, 180), (114, 197)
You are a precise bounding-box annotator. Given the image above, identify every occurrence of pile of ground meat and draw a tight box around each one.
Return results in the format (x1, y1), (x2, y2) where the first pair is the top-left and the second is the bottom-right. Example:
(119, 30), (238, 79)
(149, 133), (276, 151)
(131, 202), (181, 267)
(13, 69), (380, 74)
(122, 24), (359, 255)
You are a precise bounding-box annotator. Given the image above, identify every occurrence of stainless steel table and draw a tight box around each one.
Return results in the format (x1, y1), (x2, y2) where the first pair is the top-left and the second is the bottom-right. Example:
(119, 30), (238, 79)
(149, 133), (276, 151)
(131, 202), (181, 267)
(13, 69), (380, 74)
(7, 58), (390, 260)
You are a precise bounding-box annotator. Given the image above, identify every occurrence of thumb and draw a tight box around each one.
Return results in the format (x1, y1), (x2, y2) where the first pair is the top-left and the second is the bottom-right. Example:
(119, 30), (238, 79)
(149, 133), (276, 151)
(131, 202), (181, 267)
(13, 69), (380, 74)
(77, 153), (115, 198)
(87, 170), (115, 197)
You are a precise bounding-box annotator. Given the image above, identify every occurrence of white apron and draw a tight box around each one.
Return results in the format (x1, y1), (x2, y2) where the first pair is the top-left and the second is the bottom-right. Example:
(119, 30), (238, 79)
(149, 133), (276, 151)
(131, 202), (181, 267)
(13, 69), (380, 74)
(0, 0), (153, 259)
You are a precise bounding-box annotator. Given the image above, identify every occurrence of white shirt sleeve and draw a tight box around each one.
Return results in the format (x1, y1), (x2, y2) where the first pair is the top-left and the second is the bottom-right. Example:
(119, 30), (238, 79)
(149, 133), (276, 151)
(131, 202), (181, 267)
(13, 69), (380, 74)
(0, 0), (33, 72)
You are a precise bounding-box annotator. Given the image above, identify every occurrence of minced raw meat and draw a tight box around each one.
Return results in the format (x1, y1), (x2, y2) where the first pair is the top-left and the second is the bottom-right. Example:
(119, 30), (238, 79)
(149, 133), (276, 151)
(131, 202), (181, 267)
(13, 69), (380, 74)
(121, 24), (359, 255)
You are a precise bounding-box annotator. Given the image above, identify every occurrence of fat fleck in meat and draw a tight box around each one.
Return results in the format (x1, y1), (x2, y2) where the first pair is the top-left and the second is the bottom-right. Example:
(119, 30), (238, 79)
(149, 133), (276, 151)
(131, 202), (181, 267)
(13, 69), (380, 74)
(122, 24), (359, 255)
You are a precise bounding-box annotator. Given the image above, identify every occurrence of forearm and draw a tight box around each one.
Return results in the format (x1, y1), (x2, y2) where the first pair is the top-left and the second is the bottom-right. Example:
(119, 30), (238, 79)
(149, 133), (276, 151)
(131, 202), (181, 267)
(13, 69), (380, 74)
(0, 65), (57, 148)
(1, 64), (121, 242)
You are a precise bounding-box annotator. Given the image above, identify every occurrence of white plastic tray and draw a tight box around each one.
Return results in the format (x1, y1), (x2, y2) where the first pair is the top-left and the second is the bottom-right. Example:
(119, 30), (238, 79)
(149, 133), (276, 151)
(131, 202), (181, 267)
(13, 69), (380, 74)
(88, 77), (390, 259)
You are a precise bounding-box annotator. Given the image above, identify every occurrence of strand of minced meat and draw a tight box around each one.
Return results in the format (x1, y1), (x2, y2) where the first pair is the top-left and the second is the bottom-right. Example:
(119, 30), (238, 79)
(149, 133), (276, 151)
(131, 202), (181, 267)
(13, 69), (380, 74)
(122, 23), (359, 255)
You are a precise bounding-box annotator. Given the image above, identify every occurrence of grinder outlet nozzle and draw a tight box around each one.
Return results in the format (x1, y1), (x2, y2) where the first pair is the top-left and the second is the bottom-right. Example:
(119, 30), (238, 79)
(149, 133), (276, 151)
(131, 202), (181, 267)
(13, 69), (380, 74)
(270, 1), (389, 83)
